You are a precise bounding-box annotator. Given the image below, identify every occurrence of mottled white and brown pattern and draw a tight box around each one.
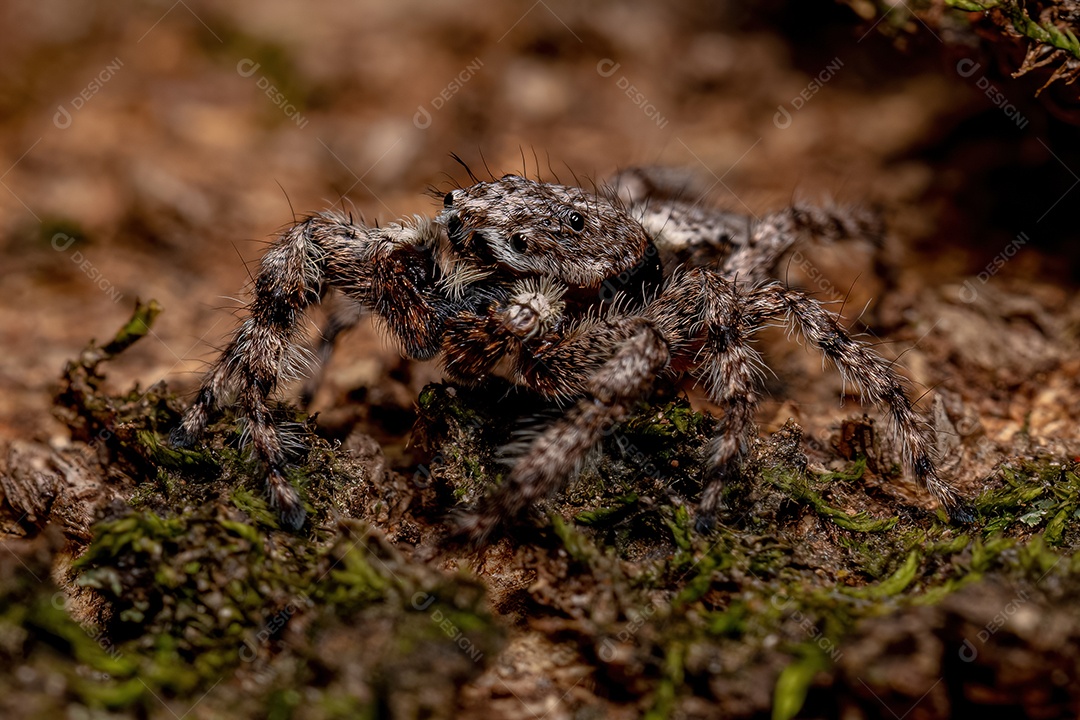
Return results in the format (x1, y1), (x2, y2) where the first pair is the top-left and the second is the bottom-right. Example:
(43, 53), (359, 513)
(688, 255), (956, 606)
(172, 167), (971, 539)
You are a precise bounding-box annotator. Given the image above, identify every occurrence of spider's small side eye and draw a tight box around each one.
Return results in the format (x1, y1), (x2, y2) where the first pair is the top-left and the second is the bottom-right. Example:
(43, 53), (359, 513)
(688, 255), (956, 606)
(443, 191), (455, 207)
(510, 233), (529, 253)
(568, 211), (585, 232)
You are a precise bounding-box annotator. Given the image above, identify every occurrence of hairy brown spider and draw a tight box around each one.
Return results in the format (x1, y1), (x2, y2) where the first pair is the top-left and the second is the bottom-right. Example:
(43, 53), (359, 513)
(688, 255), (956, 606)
(171, 166), (973, 540)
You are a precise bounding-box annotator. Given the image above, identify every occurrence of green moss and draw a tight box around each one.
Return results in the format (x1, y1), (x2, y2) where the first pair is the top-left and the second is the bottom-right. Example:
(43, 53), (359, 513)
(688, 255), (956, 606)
(644, 642), (684, 720)
(772, 649), (828, 720)
(973, 462), (1080, 540)
(38, 216), (90, 248)
(705, 600), (748, 638)
(24, 290), (1080, 718)
(319, 536), (391, 611)
(575, 493), (639, 526)
(819, 456), (868, 484)
(101, 299), (162, 356)
(136, 429), (218, 472)
(665, 504), (694, 554)
(928, 533), (971, 555)
(845, 550), (920, 600)
(551, 514), (602, 564)
(6, 301), (496, 716)
(230, 487), (282, 530)
(947, 0), (1080, 60)
(623, 400), (706, 438)
(1015, 534), (1063, 577)
(764, 465), (898, 533)
(40, 505), (503, 714)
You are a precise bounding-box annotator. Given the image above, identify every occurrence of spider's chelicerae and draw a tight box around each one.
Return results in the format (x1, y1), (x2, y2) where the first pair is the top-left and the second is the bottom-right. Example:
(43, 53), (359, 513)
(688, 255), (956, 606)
(171, 166), (974, 541)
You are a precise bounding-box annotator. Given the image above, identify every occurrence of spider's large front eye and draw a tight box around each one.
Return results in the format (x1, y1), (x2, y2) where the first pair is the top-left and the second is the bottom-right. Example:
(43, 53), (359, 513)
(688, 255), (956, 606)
(510, 233), (529, 253)
(568, 211), (585, 232)
(443, 191), (455, 208)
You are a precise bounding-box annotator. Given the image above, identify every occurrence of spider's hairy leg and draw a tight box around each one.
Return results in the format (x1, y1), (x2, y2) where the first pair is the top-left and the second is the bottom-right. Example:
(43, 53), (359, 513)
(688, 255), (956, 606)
(627, 198), (882, 282)
(647, 270), (769, 532)
(298, 294), (363, 409)
(171, 212), (449, 529)
(614, 168), (882, 284)
(753, 283), (974, 523)
(457, 318), (670, 544)
(607, 166), (714, 206)
(722, 203), (884, 282)
(629, 200), (748, 271)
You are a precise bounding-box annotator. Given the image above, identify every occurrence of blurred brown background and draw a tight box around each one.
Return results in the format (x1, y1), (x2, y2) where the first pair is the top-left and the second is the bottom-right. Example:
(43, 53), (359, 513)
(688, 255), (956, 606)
(1, 0), (1077, 450)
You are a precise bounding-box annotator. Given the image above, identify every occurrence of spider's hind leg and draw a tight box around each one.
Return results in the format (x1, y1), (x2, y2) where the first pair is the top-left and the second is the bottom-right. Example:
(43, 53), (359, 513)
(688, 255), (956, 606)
(298, 294), (364, 409)
(613, 167), (884, 286)
(722, 202), (885, 282)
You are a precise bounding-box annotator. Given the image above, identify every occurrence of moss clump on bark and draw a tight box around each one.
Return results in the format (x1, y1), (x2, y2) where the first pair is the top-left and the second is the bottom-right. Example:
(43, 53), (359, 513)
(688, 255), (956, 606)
(5, 299), (1080, 719)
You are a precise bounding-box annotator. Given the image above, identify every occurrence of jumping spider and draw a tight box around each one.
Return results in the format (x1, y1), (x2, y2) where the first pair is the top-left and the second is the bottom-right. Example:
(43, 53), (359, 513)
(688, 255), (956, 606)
(171, 166), (974, 541)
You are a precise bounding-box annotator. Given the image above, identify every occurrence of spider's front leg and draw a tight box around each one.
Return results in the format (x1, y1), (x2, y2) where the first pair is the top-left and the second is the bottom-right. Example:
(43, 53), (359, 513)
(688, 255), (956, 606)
(456, 315), (670, 544)
(647, 269), (772, 531)
(171, 212), (453, 529)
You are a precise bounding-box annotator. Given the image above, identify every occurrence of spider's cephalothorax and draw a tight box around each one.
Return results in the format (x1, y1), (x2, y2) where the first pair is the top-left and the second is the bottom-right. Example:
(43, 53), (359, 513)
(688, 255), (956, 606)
(171, 168), (972, 539)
